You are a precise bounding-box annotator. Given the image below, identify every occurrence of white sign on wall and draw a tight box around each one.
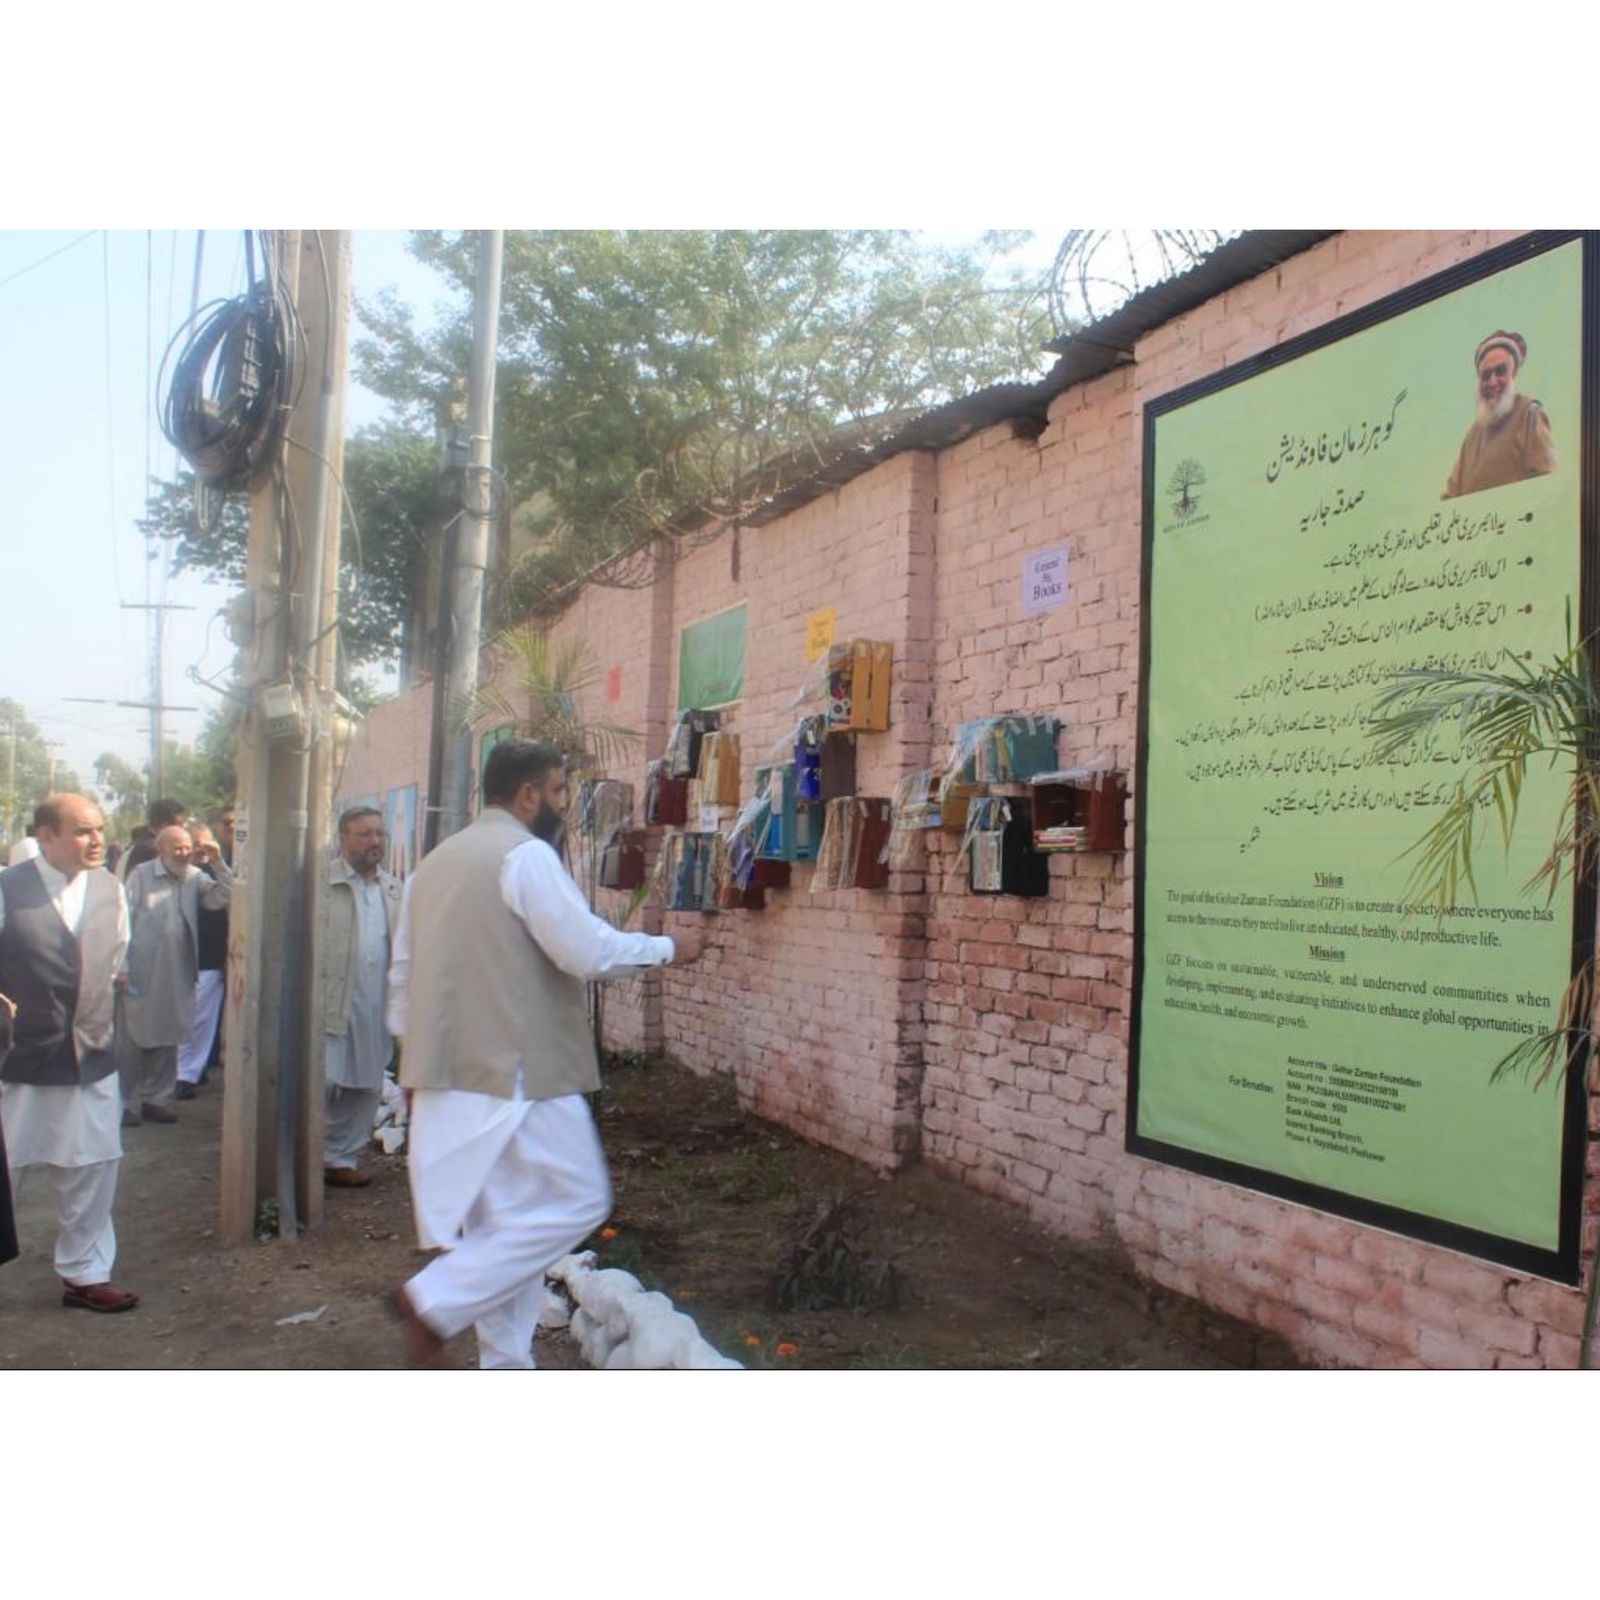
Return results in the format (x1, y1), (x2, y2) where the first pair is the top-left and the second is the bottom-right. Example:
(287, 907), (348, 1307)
(1022, 545), (1069, 615)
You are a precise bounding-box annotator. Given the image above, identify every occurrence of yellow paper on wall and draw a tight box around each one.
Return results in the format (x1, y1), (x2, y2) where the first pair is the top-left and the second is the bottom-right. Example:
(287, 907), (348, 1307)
(804, 607), (837, 663)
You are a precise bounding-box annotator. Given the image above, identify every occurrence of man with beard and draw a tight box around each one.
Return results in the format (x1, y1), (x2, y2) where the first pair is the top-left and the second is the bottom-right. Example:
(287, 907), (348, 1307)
(384, 738), (703, 1369)
(321, 805), (402, 1187)
(0, 794), (135, 1310)
(1443, 330), (1557, 500)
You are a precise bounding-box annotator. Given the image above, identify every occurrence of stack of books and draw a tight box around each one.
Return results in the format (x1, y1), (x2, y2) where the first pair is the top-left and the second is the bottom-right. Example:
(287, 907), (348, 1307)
(1035, 823), (1088, 852)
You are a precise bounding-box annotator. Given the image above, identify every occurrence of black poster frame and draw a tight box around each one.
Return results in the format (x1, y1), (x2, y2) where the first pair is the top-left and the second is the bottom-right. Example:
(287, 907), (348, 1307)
(1128, 230), (1595, 1285)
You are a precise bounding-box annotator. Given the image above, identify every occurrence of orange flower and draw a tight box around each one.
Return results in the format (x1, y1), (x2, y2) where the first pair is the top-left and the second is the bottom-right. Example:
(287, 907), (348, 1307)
(599, 1226), (618, 1241)
(776, 1342), (798, 1358)
(742, 1332), (762, 1347)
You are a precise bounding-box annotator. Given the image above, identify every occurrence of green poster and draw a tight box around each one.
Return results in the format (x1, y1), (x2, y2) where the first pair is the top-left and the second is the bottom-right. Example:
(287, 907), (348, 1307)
(678, 604), (747, 710)
(1133, 237), (1588, 1278)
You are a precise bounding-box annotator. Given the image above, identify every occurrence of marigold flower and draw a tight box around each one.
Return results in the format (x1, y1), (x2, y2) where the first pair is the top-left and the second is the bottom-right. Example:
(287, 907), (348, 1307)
(742, 1332), (762, 1347)
(599, 1226), (618, 1241)
(776, 1342), (798, 1358)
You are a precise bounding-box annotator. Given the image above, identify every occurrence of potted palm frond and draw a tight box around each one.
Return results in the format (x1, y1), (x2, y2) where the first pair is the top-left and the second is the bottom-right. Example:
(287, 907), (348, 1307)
(1366, 624), (1599, 1368)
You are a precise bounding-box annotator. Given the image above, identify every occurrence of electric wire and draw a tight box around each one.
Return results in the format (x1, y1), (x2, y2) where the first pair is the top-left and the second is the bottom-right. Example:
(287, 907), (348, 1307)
(101, 232), (125, 611)
(0, 230), (97, 293)
(156, 230), (297, 520)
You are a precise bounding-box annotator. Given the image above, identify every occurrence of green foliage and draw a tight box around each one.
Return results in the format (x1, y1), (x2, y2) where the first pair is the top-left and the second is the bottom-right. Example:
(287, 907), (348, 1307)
(139, 421), (446, 679)
(93, 702), (241, 838)
(1367, 638), (1600, 1093)
(467, 626), (639, 774)
(1366, 630), (1600, 1369)
(356, 230), (1053, 615)
(768, 1191), (903, 1313)
(0, 699), (83, 840)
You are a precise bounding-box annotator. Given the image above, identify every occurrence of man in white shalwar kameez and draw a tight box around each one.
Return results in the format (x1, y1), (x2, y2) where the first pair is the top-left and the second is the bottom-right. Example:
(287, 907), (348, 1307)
(386, 738), (702, 1369)
(0, 793), (137, 1312)
(119, 826), (232, 1125)
(321, 806), (402, 1186)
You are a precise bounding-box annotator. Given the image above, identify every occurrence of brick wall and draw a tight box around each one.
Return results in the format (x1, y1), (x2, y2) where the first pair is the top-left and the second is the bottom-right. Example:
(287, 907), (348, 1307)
(338, 229), (1597, 1366)
(635, 458), (936, 1169)
(912, 228), (1593, 1369)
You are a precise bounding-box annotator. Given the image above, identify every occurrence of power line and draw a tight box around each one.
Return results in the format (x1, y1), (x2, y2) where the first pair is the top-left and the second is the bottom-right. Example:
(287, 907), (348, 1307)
(0, 229), (96, 293)
(101, 231), (123, 606)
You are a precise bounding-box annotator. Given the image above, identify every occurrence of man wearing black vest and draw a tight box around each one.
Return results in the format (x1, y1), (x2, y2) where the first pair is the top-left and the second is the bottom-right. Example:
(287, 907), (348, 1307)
(0, 793), (136, 1312)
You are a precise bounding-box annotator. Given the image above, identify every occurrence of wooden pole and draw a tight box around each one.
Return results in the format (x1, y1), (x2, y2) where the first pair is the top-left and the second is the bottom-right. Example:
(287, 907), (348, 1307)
(220, 230), (302, 1247)
(294, 230), (352, 1229)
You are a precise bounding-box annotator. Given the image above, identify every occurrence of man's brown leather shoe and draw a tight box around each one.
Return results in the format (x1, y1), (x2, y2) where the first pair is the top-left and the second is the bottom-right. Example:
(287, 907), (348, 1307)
(324, 1167), (372, 1188)
(62, 1280), (139, 1313)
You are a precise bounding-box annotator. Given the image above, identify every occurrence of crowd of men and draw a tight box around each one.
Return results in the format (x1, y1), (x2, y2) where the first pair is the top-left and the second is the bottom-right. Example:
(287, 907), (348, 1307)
(1, 738), (704, 1368)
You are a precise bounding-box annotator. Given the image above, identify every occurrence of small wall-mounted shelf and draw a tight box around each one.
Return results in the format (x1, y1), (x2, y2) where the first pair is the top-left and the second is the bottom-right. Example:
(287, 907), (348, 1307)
(598, 828), (647, 890)
(825, 640), (893, 733)
(968, 796), (1049, 898)
(697, 731), (742, 807)
(754, 763), (822, 863)
(1029, 769), (1127, 853)
(644, 760), (689, 827)
(664, 832), (720, 912)
(665, 708), (722, 778)
(813, 797), (893, 891)
(796, 716), (858, 804)
(939, 714), (1062, 831)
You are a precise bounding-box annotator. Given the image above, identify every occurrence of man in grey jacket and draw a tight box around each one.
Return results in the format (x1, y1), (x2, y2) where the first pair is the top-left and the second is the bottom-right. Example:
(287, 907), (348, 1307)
(119, 824), (232, 1125)
(321, 806), (403, 1187)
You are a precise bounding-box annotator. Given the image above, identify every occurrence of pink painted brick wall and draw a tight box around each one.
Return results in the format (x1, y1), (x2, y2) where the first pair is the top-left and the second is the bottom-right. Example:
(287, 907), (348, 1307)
(914, 228), (1594, 1369)
(336, 686), (433, 819)
(338, 230), (1597, 1366)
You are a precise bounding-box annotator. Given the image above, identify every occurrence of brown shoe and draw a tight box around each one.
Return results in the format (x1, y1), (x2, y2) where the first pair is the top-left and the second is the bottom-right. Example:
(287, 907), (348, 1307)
(324, 1167), (372, 1188)
(62, 1280), (140, 1313)
(386, 1286), (446, 1368)
(141, 1103), (178, 1125)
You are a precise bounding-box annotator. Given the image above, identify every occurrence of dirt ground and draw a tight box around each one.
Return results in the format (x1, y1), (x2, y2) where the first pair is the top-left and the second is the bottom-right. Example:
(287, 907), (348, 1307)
(1, 1058), (1297, 1370)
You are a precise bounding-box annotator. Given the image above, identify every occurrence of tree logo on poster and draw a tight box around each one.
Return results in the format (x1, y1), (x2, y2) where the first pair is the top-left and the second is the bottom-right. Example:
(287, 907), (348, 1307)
(1166, 457), (1207, 524)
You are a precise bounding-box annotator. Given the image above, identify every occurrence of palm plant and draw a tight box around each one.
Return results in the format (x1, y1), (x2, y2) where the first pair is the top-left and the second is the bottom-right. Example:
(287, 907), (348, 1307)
(466, 624), (639, 773)
(1366, 627), (1599, 1366)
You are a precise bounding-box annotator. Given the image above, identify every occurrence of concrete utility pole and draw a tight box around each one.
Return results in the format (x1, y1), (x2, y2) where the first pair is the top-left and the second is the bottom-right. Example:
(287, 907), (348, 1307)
(219, 230), (351, 1246)
(437, 230), (503, 843)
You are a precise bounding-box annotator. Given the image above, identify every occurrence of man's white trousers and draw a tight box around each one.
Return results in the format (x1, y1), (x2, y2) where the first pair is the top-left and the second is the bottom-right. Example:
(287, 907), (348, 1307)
(8, 1160), (119, 1284)
(177, 970), (224, 1086)
(324, 1082), (380, 1170)
(406, 1091), (610, 1370)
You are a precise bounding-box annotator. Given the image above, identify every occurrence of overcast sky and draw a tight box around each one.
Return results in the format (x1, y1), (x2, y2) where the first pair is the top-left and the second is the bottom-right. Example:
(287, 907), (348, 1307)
(0, 229), (459, 786)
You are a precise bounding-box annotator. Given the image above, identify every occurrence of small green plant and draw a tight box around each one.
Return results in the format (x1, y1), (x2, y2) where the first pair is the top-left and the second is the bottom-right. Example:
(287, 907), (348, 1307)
(768, 1191), (903, 1312)
(714, 1146), (797, 1204)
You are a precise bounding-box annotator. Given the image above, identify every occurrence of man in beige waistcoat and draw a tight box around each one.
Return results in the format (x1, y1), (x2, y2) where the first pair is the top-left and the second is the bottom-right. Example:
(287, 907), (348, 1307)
(1442, 330), (1557, 500)
(386, 738), (702, 1369)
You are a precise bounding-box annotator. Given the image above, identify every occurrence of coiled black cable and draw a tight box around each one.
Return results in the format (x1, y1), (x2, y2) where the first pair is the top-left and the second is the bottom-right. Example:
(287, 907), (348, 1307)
(157, 231), (297, 526)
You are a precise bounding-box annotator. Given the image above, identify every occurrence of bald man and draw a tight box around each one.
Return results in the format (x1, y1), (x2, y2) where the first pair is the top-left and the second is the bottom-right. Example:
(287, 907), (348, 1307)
(119, 824), (232, 1125)
(0, 794), (135, 1310)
